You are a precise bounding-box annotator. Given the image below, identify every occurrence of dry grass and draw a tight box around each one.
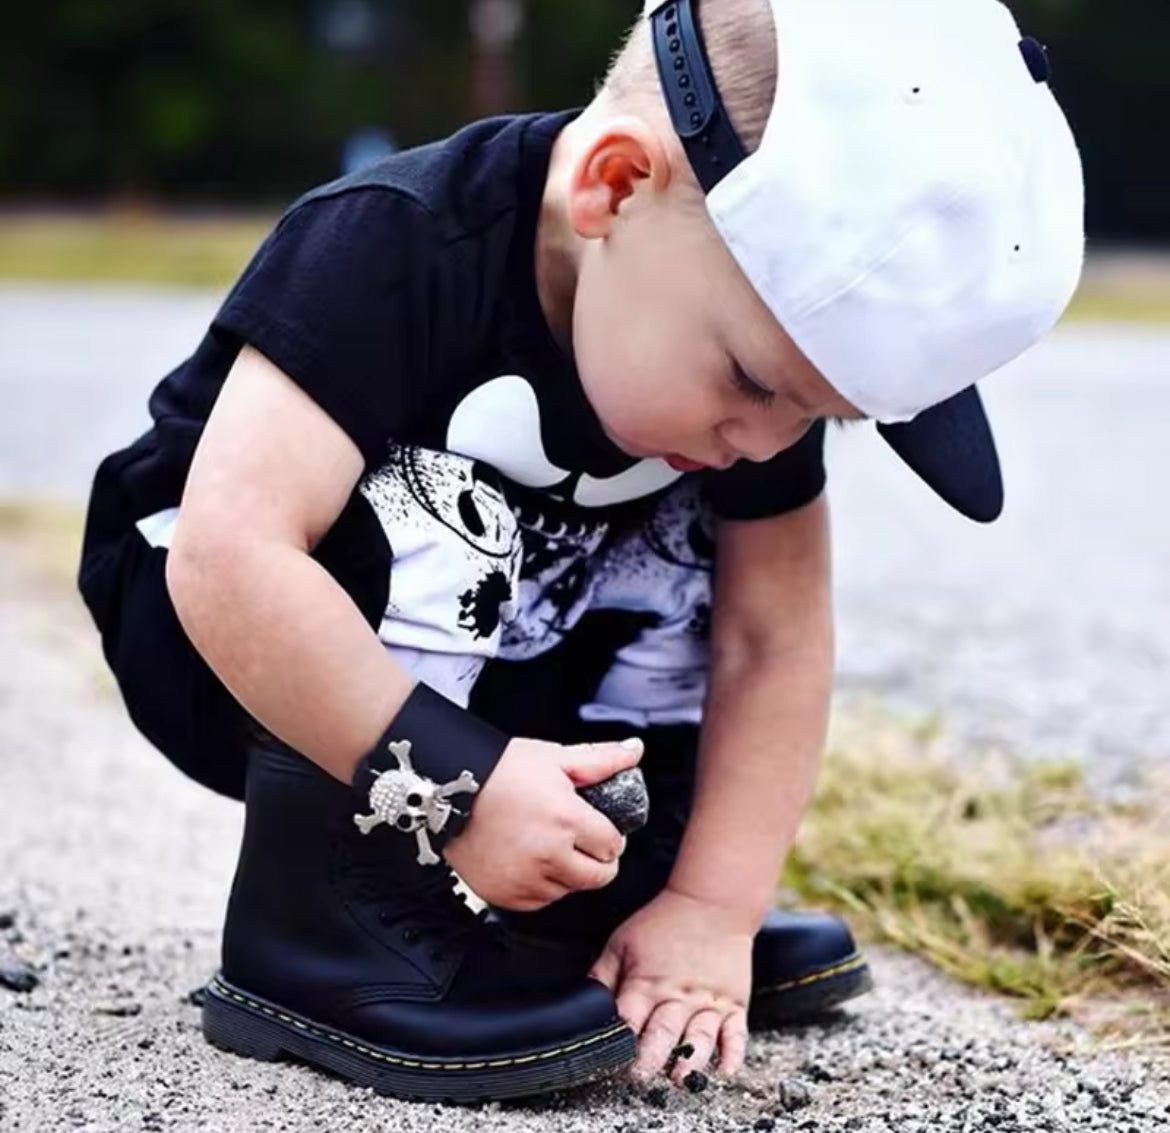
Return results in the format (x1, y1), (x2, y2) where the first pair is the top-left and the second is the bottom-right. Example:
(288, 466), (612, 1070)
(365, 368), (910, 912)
(787, 707), (1170, 1047)
(0, 499), (86, 589)
(0, 211), (273, 288)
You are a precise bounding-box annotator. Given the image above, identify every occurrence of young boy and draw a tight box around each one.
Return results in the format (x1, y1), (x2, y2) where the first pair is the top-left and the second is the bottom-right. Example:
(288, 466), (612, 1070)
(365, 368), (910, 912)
(77, 0), (1083, 1104)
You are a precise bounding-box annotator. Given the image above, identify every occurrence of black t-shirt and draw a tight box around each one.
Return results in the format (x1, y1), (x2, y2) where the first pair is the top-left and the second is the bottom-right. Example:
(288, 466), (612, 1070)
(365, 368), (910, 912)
(81, 110), (826, 755)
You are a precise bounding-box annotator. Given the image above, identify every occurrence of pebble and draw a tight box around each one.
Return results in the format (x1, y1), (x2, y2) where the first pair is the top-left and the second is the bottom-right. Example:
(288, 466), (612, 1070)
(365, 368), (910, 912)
(0, 962), (39, 993)
(778, 1078), (813, 1112)
(682, 1070), (708, 1094)
(800, 1060), (836, 1083)
(93, 1002), (142, 1017)
(0, 911), (15, 931)
(577, 768), (649, 835)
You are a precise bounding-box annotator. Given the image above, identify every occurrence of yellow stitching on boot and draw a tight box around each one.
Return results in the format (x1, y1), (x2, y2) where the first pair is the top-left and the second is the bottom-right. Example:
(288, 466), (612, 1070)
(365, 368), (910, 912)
(209, 977), (629, 1072)
(754, 954), (869, 997)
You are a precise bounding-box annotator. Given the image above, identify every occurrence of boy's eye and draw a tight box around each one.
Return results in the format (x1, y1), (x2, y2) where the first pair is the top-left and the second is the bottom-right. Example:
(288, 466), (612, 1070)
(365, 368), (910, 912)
(730, 364), (775, 407)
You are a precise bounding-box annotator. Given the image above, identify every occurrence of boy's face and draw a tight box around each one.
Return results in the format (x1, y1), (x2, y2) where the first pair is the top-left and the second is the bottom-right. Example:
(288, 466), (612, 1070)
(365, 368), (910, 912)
(562, 118), (864, 470)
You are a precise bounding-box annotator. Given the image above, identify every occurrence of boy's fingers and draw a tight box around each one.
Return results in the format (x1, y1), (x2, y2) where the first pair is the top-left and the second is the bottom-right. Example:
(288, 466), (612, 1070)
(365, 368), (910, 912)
(559, 739), (643, 787)
(671, 1008), (723, 1086)
(570, 800), (628, 864)
(716, 1011), (749, 1078)
(614, 983), (657, 1041)
(589, 946), (621, 992)
(631, 1000), (690, 1080)
(550, 848), (620, 893)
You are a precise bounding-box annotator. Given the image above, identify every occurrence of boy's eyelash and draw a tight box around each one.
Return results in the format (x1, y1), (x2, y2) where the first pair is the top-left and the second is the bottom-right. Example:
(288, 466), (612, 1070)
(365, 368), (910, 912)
(731, 366), (776, 406)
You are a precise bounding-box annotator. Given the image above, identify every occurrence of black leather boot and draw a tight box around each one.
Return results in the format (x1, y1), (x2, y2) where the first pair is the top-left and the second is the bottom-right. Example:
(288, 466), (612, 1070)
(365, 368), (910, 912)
(202, 738), (635, 1102)
(494, 725), (873, 1028)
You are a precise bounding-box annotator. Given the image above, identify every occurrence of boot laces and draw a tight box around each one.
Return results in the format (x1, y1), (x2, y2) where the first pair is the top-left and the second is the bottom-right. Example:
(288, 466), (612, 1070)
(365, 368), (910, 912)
(348, 859), (510, 961)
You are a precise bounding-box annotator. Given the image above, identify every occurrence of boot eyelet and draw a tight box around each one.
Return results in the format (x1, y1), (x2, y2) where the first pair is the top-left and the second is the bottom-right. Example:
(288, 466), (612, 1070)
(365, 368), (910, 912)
(402, 928), (420, 945)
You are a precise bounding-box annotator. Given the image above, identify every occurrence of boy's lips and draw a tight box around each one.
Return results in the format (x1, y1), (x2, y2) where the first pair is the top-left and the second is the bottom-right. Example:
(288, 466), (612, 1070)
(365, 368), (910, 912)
(664, 454), (712, 472)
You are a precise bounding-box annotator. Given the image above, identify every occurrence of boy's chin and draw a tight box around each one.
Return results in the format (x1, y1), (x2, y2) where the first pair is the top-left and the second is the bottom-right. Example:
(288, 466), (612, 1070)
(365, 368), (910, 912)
(602, 426), (654, 460)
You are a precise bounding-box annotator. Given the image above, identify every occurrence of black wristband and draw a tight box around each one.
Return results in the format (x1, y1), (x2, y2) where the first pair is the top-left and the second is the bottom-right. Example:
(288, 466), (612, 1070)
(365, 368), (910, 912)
(350, 683), (511, 864)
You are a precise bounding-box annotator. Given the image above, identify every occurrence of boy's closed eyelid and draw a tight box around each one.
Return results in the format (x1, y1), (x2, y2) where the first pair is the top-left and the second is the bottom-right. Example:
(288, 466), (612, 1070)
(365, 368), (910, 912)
(729, 361), (776, 405)
(733, 359), (813, 411)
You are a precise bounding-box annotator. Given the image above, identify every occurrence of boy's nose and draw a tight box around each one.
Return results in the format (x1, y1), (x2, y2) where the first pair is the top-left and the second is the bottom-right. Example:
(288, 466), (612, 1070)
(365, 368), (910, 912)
(720, 413), (812, 464)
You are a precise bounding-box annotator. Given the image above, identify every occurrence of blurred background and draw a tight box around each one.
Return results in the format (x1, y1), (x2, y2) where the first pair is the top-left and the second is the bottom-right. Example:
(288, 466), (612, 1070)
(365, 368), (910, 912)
(1, 0), (1168, 771)
(0, 0), (1162, 241)
(0, 0), (1168, 1063)
(0, 0), (1162, 237)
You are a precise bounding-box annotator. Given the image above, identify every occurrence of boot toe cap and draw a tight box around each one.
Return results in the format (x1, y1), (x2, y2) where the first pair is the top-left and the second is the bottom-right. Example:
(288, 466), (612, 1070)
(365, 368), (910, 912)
(752, 908), (861, 987)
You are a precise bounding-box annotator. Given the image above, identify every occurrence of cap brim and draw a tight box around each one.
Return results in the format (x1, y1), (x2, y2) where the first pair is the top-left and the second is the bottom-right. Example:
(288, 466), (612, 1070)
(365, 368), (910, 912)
(875, 387), (1004, 523)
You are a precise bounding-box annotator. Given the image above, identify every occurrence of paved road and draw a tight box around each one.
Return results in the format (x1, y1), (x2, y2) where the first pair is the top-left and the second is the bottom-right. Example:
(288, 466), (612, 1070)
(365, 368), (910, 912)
(2, 283), (1167, 780)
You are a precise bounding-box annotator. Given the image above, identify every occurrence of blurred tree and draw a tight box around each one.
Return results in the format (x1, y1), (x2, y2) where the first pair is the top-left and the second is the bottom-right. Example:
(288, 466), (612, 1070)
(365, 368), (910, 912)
(0, 0), (1164, 241)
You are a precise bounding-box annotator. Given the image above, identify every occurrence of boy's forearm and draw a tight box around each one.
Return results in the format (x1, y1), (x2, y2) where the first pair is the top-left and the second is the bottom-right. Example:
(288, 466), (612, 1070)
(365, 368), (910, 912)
(167, 534), (414, 783)
(666, 633), (833, 930)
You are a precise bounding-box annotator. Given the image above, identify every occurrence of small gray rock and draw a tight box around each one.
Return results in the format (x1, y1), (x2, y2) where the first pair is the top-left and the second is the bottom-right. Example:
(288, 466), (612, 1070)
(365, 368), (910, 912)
(800, 1059), (835, 1082)
(777, 1078), (812, 1112)
(93, 1002), (142, 1017)
(578, 768), (649, 835)
(0, 963), (38, 994)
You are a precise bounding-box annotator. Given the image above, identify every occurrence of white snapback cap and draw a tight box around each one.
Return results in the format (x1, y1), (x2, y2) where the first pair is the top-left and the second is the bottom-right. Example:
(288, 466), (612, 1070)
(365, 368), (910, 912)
(701, 0), (1085, 423)
(651, 0), (1086, 520)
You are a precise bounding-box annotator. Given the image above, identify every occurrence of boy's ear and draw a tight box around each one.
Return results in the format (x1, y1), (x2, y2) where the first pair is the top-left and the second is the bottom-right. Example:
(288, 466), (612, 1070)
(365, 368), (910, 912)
(567, 117), (671, 238)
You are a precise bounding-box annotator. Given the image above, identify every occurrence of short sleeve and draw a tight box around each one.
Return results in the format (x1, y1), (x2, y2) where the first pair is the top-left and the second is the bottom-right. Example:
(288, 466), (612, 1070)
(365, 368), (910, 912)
(702, 419), (827, 521)
(210, 188), (441, 467)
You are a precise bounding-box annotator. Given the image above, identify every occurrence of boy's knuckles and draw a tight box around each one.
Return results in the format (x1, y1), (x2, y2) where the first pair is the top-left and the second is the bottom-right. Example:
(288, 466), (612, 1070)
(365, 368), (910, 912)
(578, 859), (619, 892)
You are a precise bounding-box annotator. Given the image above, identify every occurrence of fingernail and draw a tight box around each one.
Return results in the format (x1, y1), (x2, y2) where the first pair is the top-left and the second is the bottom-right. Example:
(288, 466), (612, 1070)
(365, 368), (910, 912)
(621, 738), (643, 751)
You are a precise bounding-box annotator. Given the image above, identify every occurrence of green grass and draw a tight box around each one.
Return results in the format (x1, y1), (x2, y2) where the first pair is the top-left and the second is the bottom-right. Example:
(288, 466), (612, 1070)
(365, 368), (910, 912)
(1, 212), (1169, 323)
(786, 708), (1170, 1049)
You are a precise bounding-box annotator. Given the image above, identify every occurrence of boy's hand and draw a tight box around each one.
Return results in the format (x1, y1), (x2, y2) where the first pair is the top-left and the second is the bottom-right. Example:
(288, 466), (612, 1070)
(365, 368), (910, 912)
(589, 887), (754, 1085)
(443, 737), (643, 911)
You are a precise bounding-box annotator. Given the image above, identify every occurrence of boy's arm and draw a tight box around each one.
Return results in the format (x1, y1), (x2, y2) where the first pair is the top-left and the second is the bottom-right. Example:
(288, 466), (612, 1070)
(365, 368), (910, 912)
(166, 345), (413, 781)
(167, 345), (635, 910)
(666, 493), (835, 928)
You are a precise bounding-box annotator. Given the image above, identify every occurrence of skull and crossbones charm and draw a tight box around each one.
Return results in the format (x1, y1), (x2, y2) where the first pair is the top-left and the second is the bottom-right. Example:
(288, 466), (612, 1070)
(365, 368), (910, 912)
(353, 739), (480, 866)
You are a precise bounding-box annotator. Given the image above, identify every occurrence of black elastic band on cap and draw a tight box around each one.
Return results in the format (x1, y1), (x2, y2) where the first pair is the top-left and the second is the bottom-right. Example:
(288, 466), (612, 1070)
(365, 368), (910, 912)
(352, 682), (510, 848)
(651, 0), (748, 193)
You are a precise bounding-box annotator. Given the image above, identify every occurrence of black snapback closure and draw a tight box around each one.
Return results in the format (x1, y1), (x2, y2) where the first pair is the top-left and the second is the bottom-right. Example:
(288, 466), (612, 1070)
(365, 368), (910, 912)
(651, 0), (749, 193)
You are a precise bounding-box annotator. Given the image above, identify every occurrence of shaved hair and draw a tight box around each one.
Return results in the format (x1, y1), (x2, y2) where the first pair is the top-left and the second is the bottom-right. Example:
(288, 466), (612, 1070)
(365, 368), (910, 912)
(600, 0), (779, 154)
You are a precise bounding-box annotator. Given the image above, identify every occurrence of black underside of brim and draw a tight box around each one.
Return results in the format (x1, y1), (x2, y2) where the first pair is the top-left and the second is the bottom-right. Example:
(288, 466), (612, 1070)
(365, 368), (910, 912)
(876, 386), (1004, 523)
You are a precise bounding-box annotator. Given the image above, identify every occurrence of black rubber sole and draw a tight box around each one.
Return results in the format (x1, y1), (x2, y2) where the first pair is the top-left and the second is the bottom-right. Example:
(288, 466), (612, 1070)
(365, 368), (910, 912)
(202, 974), (636, 1103)
(747, 953), (874, 1030)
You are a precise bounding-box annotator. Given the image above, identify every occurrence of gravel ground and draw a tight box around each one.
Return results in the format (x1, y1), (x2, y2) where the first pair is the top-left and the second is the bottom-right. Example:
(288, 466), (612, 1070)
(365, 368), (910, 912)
(2, 541), (1167, 1131)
